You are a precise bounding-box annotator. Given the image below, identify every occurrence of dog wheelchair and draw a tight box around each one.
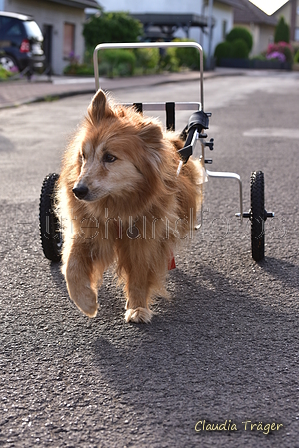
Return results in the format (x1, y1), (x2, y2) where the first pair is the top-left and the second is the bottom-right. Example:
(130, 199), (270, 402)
(39, 42), (273, 263)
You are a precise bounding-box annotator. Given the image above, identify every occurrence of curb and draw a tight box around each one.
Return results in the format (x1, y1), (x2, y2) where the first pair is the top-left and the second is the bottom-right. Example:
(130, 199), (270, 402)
(0, 70), (245, 110)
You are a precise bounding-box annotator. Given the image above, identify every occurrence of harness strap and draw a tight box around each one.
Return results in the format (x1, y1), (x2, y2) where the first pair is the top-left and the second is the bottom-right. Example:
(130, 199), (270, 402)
(166, 102), (175, 131)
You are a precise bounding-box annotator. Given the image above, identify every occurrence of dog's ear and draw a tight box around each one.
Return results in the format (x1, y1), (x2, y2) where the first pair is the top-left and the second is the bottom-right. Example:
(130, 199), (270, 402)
(137, 121), (164, 169)
(87, 89), (113, 125)
(138, 121), (163, 145)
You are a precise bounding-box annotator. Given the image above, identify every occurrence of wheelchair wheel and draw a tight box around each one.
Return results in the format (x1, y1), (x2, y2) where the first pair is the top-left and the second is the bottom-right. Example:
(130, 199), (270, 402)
(39, 173), (62, 262)
(250, 171), (265, 262)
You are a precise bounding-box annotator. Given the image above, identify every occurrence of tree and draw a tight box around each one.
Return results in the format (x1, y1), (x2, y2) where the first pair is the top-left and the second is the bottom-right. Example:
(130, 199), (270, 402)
(274, 16), (290, 43)
(83, 12), (143, 49)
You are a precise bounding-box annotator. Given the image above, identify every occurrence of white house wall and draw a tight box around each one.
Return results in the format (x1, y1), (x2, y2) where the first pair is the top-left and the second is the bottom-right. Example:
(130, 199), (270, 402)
(2, 0), (85, 74)
(98, 0), (201, 14)
(99, 0), (234, 56)
(258, 25), (275, 52)
(202, 3), (233, 54)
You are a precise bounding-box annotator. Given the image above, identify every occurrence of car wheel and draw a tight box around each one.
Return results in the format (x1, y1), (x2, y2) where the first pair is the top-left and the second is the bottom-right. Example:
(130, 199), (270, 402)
(0, 54), (19, 72)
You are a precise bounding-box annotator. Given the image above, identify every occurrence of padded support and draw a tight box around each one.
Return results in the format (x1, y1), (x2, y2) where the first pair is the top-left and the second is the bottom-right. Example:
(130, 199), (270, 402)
(188, 110), (209, 132)
(133, 103), (143, 113)
(166, 102), (175, 131)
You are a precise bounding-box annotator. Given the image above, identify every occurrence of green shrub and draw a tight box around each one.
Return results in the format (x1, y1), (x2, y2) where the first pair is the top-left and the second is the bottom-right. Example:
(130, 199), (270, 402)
(84, 46), (93, 66)
(98, 49), (136, 77)
(226, 27), (253, 52)
(214, 41), (233, 64)
(64, 63), (94, 76)
(283, 46), (294, 63)
(294, 49), (299, 63)
(134, 48), (160, 74)
(251, 54), (267, 61)
(83, 11), (143, 48)
(0, 66), (13, 80)
(171, 39), (202, 70)
(159, 50), (180, 72)
(231, 38), (250, 59)
(274, 16), (290, 43)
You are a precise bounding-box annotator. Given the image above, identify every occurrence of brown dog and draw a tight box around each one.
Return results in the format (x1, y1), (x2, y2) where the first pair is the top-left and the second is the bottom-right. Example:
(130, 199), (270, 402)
(57, 89), (202, 323)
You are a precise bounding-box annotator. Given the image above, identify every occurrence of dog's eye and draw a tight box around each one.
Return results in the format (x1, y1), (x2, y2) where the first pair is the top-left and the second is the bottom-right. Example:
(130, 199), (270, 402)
(103, 153), (117, 163)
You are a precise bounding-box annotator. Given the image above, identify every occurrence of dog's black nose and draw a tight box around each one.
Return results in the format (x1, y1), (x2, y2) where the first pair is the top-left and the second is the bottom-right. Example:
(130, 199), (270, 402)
(73, 185), (89, 200)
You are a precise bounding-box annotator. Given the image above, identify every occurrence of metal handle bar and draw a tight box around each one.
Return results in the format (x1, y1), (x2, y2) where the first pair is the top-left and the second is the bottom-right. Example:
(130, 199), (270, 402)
(93, 42), (204, 109)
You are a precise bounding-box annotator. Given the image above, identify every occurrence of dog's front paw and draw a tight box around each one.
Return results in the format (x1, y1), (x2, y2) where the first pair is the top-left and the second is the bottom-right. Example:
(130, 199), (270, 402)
(75, 294), (98, 318)
(68, 284), (98, 318)
(125, 307), (152, 324)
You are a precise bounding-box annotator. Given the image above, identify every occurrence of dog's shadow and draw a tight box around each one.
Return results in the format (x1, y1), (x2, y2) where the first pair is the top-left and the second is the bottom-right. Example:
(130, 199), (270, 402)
(47, 254), (298, 435)
(90, 256), (299, 414)
(49, 254), (299, 325)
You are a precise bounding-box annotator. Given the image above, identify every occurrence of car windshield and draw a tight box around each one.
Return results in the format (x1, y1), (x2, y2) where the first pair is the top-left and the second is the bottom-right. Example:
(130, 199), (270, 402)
(24, 21), (43, 40)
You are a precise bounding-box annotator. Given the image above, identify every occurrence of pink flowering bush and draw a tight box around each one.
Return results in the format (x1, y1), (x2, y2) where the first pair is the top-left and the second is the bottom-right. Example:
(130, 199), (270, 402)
(267, 51), (286, 62)
(266, 41), (293, 63)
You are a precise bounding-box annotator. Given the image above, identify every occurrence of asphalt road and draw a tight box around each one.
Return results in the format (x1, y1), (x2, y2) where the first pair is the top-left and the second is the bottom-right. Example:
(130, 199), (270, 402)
(1, 71), (299, 447)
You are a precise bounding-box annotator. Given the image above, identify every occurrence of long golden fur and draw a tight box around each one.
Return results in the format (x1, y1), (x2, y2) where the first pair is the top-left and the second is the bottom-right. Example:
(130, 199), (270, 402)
(57, 89), (202, 323)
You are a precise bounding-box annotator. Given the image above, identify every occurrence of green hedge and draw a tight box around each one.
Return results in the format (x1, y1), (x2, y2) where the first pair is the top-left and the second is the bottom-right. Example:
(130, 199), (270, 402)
(214, 41), (232, 64)
(226, 27), (253, 52)
(83, 11), (143, 48)
(214, 39), (249, 62)
(65, 39), (205, 77)
(214, 26), (253, 65)
(134, 48), (160, 74)
(231, 38), (250, 59)
(98, 49), (136, 77)
(0, 66), (13, 80)
(172, 39), (203, 70)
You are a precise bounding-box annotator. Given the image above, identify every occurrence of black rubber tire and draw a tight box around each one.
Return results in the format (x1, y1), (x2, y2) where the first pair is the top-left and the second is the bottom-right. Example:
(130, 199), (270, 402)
(250, 171), (265, 261)
(39, 173), (62, 262)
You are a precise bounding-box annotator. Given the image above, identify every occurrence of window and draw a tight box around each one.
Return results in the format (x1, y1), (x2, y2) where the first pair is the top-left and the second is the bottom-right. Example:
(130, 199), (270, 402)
(0, 17), (24, 38)
(6, 22), (23, 37)
(63, 22), (75, 59)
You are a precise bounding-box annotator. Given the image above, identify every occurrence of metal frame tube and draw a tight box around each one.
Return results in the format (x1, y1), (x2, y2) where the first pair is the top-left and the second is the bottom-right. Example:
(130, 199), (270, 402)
(93, 42), (204, 109)
(123, 102), (201, 111)
(93, 43), (245, 225)
(206, 170), (243, 222)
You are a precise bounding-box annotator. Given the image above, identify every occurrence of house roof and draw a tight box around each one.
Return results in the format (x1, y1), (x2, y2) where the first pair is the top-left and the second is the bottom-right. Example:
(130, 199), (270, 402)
(46, 0), (99, 9)
(233, 0), (277, 25)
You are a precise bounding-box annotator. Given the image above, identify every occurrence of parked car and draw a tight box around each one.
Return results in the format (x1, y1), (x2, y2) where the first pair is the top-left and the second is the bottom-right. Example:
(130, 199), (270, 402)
(0, 11), (45, 76)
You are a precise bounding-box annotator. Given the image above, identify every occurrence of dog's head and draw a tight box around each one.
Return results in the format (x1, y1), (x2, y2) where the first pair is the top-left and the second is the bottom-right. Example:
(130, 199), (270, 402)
(72, 89), (172, 211)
